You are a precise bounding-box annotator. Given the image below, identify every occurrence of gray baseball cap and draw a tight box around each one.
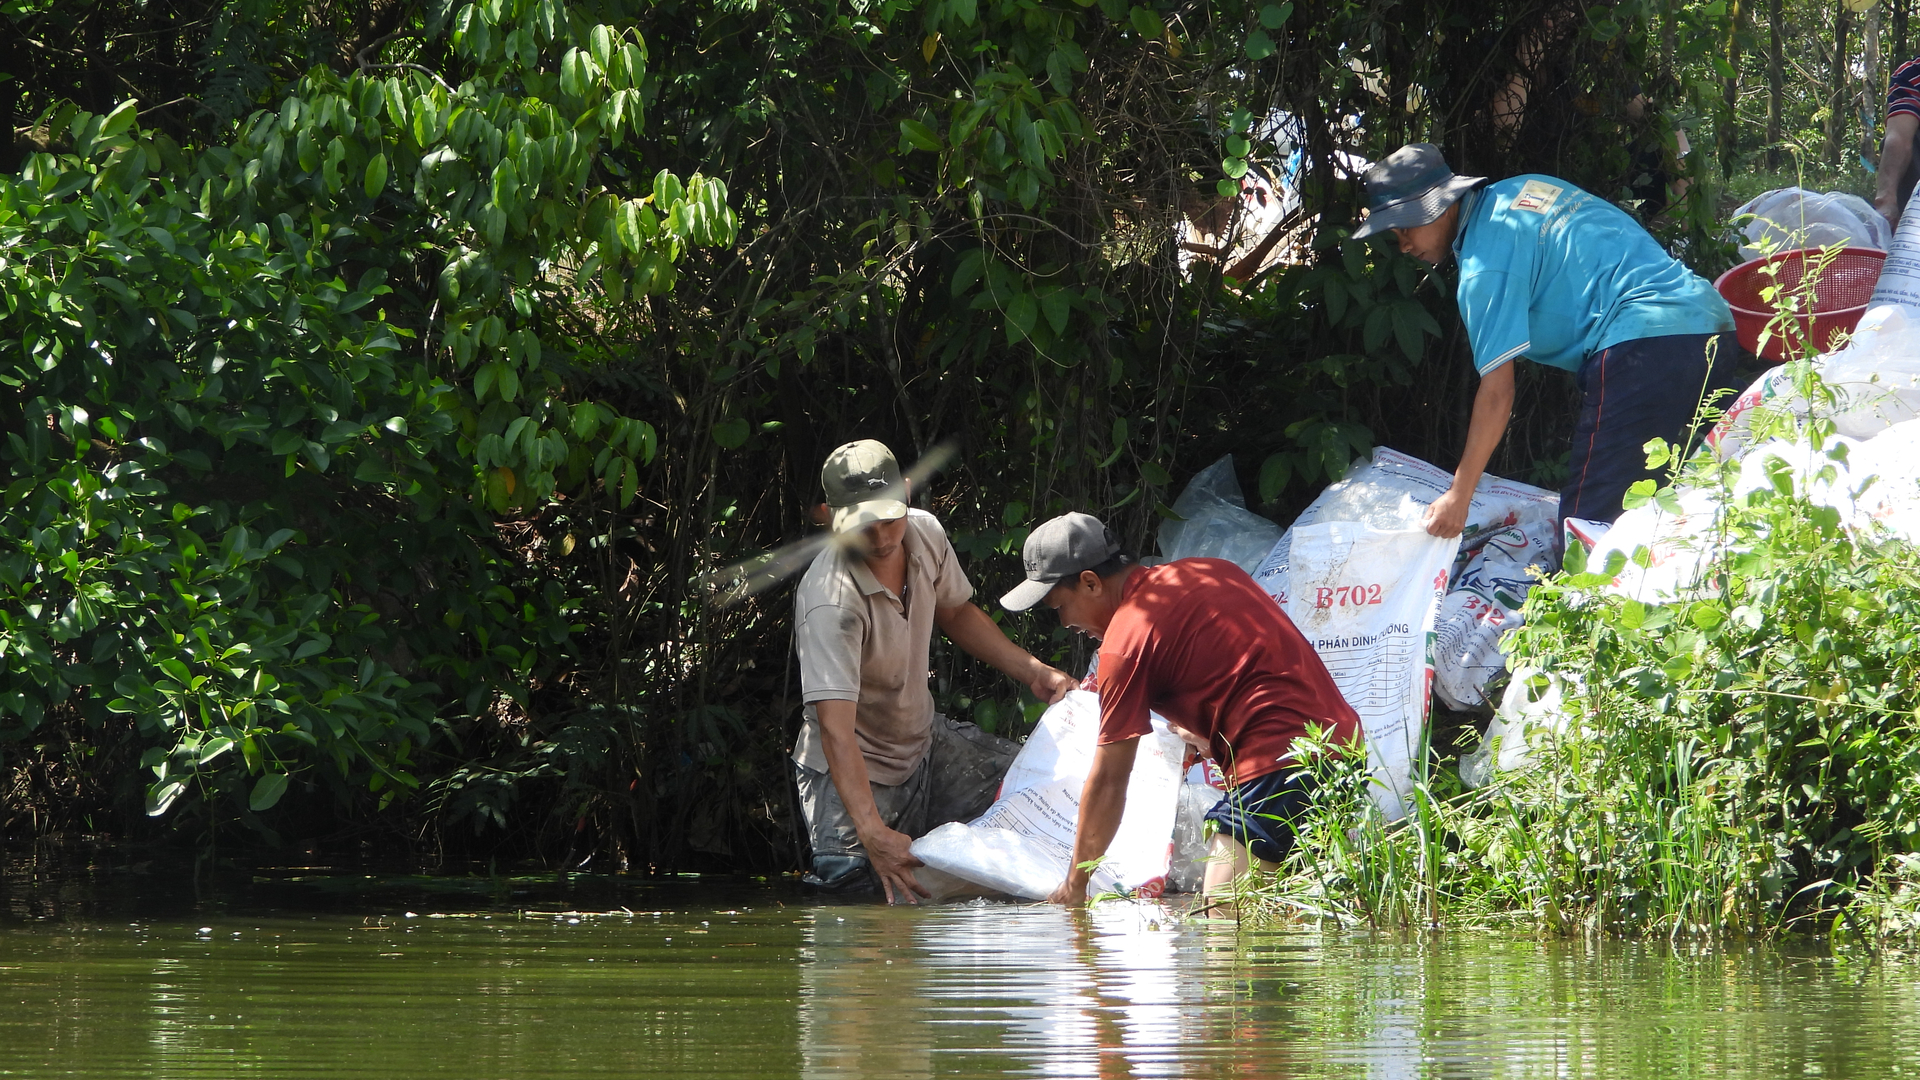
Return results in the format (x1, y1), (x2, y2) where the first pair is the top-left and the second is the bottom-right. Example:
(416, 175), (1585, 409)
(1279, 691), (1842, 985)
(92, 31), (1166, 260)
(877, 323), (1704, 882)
(1351, 143), (1485, 240)
(821, 439), (908, 534)
(1000, 512), (1123, 612)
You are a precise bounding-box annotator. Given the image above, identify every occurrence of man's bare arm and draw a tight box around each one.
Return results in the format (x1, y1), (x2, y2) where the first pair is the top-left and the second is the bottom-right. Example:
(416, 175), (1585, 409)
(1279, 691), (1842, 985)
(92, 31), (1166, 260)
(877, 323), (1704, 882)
(814, 698), (929, 905)
(935, 602), (1075, 703)
(1876, 114), (1919, 228)
(1424, 361), (1515, 538)
(1046, 737), (1141, 905)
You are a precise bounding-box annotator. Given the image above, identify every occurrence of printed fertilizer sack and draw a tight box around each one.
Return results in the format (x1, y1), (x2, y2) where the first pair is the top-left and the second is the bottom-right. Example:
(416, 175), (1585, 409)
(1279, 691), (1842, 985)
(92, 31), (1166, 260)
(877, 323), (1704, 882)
(1256, 522), (1460, 820)
(910, 690), (1186, 900)
(1431, 518), (1561, 710)
(1265, 447), (1559, 572)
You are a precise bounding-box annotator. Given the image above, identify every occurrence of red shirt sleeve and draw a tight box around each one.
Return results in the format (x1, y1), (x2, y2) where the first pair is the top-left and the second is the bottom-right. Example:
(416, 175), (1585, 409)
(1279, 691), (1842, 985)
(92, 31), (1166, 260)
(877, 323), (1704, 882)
(1093, 625), (1153, 745)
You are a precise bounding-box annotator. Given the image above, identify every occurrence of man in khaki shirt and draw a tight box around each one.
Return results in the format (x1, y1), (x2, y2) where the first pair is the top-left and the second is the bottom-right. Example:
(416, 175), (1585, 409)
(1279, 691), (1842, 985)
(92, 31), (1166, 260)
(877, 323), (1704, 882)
(793, 440), (1076, 903)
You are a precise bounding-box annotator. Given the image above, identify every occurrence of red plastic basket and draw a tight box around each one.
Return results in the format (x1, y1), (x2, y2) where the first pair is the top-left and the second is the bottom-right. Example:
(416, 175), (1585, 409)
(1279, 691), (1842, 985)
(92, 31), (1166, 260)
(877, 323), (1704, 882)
(1713, 247), (1886, 362)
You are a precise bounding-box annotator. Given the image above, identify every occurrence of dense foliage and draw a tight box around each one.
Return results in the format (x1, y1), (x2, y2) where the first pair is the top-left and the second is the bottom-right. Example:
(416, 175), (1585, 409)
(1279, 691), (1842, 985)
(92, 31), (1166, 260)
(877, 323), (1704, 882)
(5, 0), (1909, 882)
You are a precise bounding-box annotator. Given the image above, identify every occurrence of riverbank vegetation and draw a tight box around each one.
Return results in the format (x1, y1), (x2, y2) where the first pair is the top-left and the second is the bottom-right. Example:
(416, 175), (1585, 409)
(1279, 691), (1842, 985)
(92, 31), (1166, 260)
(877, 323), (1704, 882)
(1251, 376), (1920, 940)
(4, 0), (1918, 934)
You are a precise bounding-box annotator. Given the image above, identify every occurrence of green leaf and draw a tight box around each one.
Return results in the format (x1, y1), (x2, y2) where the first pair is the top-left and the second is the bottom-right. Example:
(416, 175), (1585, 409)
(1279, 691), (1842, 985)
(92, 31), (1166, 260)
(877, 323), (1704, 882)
(899, 118), (942, 152)
(364, 153), (389, 197)
(249, 771), (289, 812)
(1140, 461), (1173, 486)
(951, 249), (985, 296)
(1391, 300), (1426, 362)
(712, 417), (750, 449)
(1259, 2), (1293, 28)
(99, 98), (139, 139)
(145, 778), (187, 817)
(1245, 29), (1275, 60)
(1040, 288), (1072, 335)
(1128, 5), (1165, 39)
(1258, 453), (1292, 504)
(1005, 291), (1038, 343)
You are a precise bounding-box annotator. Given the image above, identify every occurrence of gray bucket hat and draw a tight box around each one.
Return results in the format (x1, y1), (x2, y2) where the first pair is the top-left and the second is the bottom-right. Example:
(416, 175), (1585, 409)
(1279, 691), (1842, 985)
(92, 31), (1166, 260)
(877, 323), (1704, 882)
(1351, 143), (1485, 240)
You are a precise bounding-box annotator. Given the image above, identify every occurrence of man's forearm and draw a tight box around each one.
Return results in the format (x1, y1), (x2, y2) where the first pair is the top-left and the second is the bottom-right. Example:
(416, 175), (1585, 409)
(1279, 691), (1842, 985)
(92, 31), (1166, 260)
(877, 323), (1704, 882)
(936, 602), (1050, 685)
(1454, 362), (1517, 493)
(1878, 118), (1918, 219)
(1063, 739), (1139, 892)
(813, 699), (884, 836)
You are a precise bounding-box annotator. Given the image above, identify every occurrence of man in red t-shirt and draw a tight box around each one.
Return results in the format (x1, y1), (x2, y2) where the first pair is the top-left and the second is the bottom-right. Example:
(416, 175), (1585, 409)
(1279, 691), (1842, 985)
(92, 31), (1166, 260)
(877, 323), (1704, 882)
(1000, 512), (1363, 905)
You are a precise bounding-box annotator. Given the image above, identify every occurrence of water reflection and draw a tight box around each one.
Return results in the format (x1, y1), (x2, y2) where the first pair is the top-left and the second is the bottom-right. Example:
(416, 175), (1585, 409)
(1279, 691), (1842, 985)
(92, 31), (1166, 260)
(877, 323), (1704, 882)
(2, 862), (1920, 1080)
(800, 902), (1403, 1079)
(794, 903), (1920, 1080)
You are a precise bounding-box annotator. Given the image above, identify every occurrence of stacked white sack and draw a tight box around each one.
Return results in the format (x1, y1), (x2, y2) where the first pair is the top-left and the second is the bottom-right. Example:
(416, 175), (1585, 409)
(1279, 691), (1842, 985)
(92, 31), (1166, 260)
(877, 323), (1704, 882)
(1257, 447), (1560, 719)
(1731, 187), (1891, 261)
(910, 690), (1186, 900)
(1431, 518), (1562, 709)
(1258, 520), (1457, 820)
(1157, 454), (1284, 574)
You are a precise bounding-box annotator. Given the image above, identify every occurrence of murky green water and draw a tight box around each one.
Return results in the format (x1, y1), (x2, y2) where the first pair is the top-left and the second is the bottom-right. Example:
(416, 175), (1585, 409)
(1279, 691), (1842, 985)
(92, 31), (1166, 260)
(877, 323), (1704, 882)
(3, 861), (1919, 1078)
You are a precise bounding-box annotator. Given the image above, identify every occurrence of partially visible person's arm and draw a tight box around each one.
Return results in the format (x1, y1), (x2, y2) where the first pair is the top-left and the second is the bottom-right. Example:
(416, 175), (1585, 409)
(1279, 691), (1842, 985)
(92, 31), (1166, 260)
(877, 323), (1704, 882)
(935, 602), (1075, 703)
(1045, 737), (1140, 905)
(814, 698), (929, 905)
(1876, 113), (1919, 228)
(1424, 361), (1516, 538)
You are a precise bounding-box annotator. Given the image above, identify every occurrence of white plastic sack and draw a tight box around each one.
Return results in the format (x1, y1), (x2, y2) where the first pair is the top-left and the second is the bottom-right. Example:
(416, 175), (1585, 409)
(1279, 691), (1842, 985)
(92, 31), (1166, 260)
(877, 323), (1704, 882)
(1579, 485), (1727, 601)
(1587, 434), (1866, 602)
(1459, 668), (1582, 788)
(1168, 767), (1225, 895)
(1709, 305), (1920, 460)
(1732, 187), (1891, 261)
(1258, 447), (1557, 732)
(910, 690), (1186, 900)
(1431, 518), (1561, 710)
(1265, 447), (1559, 573)
(1850, 418), (1920, 542)
(1255, 521), (1459, 820)
(1157, 454), (1284, 574)
(1872, 183), (1920, 313)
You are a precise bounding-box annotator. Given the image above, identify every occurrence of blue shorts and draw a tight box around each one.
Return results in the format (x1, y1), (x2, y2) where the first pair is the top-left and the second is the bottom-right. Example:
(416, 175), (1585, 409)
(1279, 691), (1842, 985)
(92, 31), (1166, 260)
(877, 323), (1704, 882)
(1203, 767), (1314, 865)
(1561, 332), (1743, 524)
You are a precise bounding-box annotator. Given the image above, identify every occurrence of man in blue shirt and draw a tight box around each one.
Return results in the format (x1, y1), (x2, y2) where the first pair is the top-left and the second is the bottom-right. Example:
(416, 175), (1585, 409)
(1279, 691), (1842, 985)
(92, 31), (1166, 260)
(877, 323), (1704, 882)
(1353, 144), (1739, 533)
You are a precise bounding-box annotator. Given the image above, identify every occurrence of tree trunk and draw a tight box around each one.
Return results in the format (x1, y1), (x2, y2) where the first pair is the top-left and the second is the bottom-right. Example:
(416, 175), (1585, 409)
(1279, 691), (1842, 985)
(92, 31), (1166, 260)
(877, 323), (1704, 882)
(1663, 0), (1678, 86)
(1898, 0), (1911, 66)
(1723, 0), (1744, 178)
(1829, 4), (1854, 166)
(1865, 0), (1884, 166)
(1769, 0), (1786, 168)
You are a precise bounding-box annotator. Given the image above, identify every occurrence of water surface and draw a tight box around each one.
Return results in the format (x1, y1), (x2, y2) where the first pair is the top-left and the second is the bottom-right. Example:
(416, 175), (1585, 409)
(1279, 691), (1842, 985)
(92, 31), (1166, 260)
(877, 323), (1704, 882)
(2, 862), (1917, 1078)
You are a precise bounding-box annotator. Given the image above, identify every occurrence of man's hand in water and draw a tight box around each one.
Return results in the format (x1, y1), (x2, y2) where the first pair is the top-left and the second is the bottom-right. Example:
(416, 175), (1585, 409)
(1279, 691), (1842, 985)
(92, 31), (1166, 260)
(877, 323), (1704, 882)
(860, 824), (931, 905)
(1046, 878), (1089, 906)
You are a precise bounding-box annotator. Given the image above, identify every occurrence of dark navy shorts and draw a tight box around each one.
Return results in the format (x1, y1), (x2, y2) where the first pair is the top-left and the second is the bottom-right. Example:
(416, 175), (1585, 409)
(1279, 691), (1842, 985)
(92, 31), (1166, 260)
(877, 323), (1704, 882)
(1560, 332), (1744, 524)
(1203, 767), (1315, 865)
